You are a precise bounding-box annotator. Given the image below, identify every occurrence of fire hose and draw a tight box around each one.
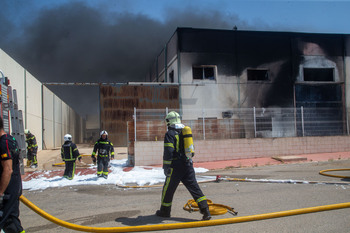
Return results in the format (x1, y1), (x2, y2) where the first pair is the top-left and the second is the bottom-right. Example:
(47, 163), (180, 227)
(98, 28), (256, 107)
(319, 168), (350, 179)
(19, 195), (350, 232)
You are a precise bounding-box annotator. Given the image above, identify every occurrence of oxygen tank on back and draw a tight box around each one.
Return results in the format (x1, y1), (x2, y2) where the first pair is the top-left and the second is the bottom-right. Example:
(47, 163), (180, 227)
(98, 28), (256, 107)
(182, 126), (194, 159)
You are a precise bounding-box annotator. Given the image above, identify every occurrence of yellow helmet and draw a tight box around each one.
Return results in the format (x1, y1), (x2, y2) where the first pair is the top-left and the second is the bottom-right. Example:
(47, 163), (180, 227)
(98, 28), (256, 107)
(165, 111), (181, 126)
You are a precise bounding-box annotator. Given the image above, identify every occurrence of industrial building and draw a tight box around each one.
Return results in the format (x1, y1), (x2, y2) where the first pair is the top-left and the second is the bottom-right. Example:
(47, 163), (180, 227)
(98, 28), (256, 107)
(0, 48), (84, 150)
(124, 27), (350, 166)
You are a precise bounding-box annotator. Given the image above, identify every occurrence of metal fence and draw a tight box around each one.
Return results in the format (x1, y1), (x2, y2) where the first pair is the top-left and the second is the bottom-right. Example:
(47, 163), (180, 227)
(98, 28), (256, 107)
(131, 107), (348, 142)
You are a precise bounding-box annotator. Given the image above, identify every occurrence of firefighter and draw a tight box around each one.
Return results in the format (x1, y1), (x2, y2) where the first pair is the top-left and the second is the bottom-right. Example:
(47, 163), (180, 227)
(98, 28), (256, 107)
(0, 117), (25, 233)
(24, 129), (38, 168)
(91, 130), (115, 179)
(156, 111), (211, 220)
(61, 134), (81, 180)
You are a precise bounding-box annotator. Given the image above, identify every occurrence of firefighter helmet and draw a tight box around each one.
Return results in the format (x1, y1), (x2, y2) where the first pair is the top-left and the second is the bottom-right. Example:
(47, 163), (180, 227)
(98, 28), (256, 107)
(100, 130), (108, 137)
(165, 111), (181, 126)
(64, 134), (72, 142)
(24, 129), (30, 134)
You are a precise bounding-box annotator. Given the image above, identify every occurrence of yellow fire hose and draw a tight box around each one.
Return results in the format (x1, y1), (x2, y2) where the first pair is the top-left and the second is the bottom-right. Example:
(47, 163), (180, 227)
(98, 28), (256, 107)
(183, 199), (238, 216)
(19, 195), (350, 232)
(319, 169), (350, 179)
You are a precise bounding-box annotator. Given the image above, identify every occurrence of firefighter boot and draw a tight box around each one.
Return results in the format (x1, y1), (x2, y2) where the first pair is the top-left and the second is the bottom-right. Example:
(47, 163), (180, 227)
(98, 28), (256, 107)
(156, 206), (171, 218)
(200, 207), (211, 220)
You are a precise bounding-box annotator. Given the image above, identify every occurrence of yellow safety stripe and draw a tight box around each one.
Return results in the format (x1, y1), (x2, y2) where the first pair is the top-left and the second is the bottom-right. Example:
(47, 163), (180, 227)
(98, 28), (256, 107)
(97, 171), (103, 175)
(103, 171), (109, 175)
(92, 152), (96, 156)
(111, 152), (115, 155)
(175, 135), (180, 152)
(27, 144), (38, 149)
(161, 170), (173, 206)
(99, 141), (110, 145)
(164, 143), (173, 148)
(196, 196), (207, 203)
(163, 160), (172, 165)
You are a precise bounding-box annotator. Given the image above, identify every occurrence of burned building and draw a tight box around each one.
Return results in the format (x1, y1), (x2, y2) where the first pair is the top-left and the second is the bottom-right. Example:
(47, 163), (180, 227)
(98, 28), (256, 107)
(150, 27), (350, 138)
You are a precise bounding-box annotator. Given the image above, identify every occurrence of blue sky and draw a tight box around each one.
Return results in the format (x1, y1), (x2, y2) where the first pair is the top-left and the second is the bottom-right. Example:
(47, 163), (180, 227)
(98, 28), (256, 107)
(3, 0), (350, 34)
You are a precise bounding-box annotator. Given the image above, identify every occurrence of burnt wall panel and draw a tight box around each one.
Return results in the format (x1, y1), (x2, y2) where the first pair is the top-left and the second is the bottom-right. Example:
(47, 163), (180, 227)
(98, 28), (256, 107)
(100, 85), (179, 146)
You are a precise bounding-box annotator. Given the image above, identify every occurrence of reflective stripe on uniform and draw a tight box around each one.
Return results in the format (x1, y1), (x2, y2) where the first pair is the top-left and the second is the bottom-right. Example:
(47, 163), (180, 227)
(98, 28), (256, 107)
(175, 134), (180, 152)
(196, 196), (207, 203)
(163, 160), (172, 165)
(161, 170), (173, 207)
(164, 143), (173, 148)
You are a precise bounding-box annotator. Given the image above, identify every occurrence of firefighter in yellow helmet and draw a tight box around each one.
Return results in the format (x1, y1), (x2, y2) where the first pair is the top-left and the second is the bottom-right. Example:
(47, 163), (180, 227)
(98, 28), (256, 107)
(156, 111), (211, 220)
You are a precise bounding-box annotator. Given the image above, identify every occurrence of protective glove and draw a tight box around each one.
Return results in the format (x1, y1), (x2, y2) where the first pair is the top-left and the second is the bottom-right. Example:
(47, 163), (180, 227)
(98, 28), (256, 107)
(163, 165), (172, 177)
(111, 154), (114, 160)
(91, 155), (96, 164)
(78, 157), (82, 162)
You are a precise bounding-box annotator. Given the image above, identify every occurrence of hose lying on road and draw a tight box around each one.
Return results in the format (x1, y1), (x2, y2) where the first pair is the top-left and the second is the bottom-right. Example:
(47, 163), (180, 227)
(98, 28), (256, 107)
(183, 199), (238, 216)
(20, 195), (350, 233)
(319, 168), (350, 179)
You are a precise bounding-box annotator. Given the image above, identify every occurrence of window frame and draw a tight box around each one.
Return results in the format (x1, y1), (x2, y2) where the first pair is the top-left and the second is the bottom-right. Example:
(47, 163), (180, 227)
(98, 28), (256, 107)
(192, 65), (217, 82)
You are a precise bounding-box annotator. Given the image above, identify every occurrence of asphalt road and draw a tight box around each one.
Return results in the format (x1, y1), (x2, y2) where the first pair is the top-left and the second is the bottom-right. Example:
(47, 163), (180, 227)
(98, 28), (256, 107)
(20, 159), (350, 233)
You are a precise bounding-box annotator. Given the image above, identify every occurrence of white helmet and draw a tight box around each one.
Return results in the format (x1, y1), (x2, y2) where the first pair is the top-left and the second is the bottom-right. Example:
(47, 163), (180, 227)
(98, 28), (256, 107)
(100, 130), (108, 137)
(64, 134), (72, 142)
(24, 129), (30, 134)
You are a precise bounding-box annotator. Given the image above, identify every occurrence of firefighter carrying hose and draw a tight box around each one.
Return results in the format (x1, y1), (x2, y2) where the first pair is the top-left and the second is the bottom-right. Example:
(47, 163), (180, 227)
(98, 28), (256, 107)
(24, 129), (38, 168)
(156, 111), (211, 220)
(91, 130), (115, 179)
(61, 134), (81, 180)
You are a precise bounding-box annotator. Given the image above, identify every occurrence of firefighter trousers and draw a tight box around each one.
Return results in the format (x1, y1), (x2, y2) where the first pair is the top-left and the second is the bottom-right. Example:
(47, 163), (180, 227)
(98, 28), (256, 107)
(63, 161), (76, 180)
(160, 159), (208, 210)
(97, 156), (109, 176)
(0, 174), (24, 233)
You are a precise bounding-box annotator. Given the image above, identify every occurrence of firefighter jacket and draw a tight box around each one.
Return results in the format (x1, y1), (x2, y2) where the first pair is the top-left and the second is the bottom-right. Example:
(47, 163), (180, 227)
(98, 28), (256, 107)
(92, 138), (115, 159)
(163, 126), (187, 169)
(0, 134), (21, 177)
(25, 133), (38, 151)
(61, 141), (81, 162)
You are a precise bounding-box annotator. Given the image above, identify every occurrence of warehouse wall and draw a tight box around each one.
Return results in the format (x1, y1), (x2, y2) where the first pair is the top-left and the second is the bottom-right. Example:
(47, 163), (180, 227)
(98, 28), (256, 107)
(0, 48), (84, 150)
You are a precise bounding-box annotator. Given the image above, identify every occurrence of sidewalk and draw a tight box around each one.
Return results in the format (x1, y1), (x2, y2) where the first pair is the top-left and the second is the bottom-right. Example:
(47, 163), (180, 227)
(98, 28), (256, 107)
(193, 151), (350, 170)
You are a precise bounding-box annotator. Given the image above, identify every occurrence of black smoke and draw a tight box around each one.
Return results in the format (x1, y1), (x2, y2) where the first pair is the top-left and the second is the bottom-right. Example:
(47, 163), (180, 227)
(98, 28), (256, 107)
(1, 2), (246, 116)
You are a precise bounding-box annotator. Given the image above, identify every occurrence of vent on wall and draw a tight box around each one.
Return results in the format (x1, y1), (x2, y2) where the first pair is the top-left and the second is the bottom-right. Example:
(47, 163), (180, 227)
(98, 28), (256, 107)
(222, 111), (233, 118)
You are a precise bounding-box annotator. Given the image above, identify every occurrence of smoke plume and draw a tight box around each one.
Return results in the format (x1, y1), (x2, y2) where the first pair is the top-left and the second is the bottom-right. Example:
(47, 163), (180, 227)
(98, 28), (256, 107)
(1, 1), (249, 116)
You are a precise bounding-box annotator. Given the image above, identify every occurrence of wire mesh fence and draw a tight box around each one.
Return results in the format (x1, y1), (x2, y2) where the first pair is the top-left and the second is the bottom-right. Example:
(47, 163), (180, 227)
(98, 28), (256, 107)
(130, 107), (348, 142)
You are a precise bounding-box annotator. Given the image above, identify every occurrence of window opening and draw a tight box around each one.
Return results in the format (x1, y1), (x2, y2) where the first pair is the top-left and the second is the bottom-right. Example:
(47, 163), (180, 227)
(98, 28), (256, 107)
(256, 116), (272, 131)
(193, 66), (216, 80)
(247, 69), (269, 81)
(303, 68), (334, 82)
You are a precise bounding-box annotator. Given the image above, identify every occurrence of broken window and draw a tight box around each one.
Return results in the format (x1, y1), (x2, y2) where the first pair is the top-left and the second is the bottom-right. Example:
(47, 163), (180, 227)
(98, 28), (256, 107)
(193, 66), (216, 80)
(247, 69), (269, 81)
(303, 68), (334, 82)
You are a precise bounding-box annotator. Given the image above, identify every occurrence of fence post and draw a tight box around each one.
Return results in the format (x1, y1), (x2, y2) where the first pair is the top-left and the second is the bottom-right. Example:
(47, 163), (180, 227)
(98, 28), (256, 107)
(253, 107), (256, 138)
(165, 107), (168, 131)
(134, 107), (137, 142)
(301, 106), (305, 137)
(202, 109), (205, 140)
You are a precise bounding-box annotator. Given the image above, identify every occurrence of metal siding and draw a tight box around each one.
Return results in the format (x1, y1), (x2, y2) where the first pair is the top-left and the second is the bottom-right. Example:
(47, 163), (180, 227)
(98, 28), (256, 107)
(100, 85), (179, 146)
